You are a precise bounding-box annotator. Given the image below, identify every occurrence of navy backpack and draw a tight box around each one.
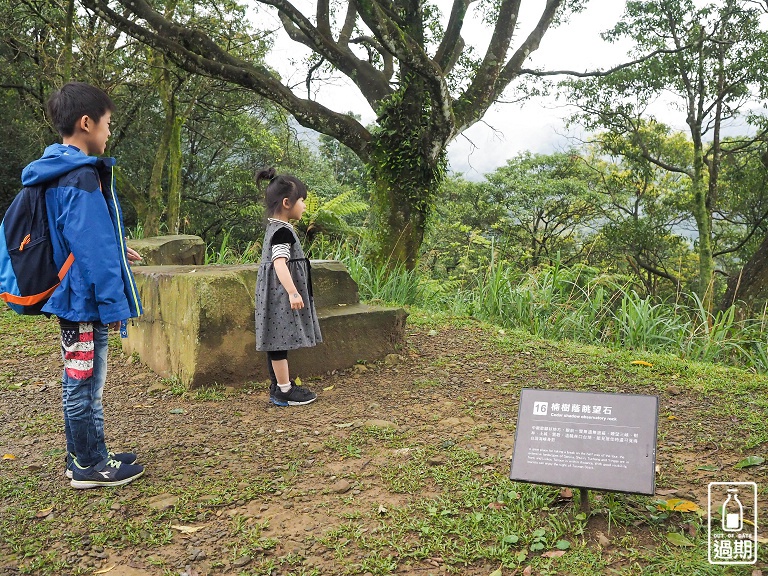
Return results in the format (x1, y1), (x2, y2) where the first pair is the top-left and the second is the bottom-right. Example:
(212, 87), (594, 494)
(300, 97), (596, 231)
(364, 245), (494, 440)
(0, 184), (74, 315)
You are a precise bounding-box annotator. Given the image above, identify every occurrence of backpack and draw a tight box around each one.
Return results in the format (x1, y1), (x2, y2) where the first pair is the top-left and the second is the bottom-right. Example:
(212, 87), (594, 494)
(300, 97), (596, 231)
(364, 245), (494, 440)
(0, 183), (74, 315)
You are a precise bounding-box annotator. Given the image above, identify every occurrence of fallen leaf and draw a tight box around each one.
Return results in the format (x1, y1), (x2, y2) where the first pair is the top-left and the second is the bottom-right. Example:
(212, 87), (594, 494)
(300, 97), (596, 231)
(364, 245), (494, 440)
(597, 532), (610, 547)
(488, 568), (503, 576)
(132, 404), (153, 408)
(377, 504), (387, 515)
(169, 408), (186, 415)
(559, 488), (573, 499)
(666, 532), (694, 547)
(35, 506), (54, 519)
(171, 524), (207, 534)
(631, 360), (653, 367)
(667, 415), (677, 420)
(757, 536), (768, 544)
(523, 566), (532, 576)
(658, 498), (701, 513)
(542, 550), (566, 558)
(752, 570), (763, 576)
(655, 488), (678, 496)
(94, 565), (116, 575)
(734, 456), (764, 469)
(2, 454), (16, 460)
(488, 501), (506, 510)
(697, 464), (719, 471)
(323, 385), (334, 391)
(333, 422), (354, 428)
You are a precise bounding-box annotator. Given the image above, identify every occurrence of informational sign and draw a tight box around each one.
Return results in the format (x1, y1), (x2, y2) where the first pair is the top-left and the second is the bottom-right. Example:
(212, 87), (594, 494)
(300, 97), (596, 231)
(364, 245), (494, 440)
(510, 388), (658, 495)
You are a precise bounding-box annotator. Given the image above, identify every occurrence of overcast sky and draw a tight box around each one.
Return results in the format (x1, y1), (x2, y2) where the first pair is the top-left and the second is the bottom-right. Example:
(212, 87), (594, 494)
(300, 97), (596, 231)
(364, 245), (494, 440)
(261, 1), (634, 179)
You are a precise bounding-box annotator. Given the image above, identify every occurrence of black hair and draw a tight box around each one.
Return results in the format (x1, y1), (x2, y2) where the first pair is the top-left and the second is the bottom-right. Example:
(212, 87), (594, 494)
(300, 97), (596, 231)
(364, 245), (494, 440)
(256, 167), (308, 217)
(46, 81), (115, 137)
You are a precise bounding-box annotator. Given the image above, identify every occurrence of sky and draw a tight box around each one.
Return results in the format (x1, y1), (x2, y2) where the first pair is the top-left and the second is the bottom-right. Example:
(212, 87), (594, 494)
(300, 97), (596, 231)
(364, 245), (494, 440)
(258, 1), (640, 179)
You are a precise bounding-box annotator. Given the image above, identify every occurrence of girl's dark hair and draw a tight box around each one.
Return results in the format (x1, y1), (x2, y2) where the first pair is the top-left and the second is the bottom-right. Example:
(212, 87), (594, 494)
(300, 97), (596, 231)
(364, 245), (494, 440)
(256, 167), (308, 217)
(47, 81), (115, 137)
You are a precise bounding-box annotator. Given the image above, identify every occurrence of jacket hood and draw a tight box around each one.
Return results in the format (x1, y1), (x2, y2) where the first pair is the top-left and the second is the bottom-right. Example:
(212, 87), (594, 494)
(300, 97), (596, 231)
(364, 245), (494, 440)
(21, 144), (115, 186)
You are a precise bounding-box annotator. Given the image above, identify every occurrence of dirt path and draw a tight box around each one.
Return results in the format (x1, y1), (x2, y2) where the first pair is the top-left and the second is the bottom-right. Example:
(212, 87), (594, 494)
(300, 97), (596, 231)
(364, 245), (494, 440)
(1, 316), (765, 575)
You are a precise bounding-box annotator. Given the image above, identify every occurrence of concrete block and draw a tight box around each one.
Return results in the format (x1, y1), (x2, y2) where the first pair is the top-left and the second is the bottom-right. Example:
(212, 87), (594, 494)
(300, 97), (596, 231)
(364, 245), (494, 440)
(122, 261), (407, 389)
(128, 235), (206, 266)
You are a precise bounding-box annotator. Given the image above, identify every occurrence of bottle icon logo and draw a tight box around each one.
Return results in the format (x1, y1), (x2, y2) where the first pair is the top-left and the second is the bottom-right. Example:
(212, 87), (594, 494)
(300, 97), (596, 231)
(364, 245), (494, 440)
(708, 482), (758, 565)
(721, 488), (743, 532)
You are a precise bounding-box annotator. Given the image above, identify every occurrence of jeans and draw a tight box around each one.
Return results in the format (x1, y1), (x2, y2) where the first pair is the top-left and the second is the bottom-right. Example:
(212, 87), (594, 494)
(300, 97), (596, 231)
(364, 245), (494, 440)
(60, 321), (109, 468)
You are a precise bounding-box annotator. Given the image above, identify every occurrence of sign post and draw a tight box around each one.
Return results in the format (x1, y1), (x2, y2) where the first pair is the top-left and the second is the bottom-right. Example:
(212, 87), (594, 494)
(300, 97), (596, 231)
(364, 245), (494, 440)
(510, 389), (659, 497)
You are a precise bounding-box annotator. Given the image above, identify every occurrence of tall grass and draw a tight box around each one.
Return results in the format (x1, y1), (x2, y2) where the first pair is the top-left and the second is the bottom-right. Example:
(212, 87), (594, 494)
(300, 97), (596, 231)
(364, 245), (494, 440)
(310, 239), (768, 373)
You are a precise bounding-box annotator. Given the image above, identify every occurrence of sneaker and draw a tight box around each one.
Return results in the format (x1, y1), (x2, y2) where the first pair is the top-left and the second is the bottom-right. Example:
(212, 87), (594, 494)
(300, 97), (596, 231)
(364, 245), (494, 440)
(271, 382), (317, 406)
(65, 451), (138, 479)
(269, 380), (288, 407)
(70, 458), (144, 489)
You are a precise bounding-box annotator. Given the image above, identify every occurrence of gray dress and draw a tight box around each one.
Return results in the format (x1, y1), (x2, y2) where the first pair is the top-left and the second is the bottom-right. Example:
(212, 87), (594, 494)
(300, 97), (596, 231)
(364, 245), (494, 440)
(254, 220), (322, 351)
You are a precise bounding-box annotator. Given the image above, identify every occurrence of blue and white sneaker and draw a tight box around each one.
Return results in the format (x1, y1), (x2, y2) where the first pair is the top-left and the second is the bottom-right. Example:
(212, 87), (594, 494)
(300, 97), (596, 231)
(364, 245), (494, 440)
(269, 380), (289, 407)
(65, 451), (138, 479)
(70, 458), (144, 489)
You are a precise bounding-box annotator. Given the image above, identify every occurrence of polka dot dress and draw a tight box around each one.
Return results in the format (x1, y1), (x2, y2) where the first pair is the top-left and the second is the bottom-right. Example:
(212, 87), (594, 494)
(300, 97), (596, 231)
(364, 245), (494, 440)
(254, 221), (322, 351)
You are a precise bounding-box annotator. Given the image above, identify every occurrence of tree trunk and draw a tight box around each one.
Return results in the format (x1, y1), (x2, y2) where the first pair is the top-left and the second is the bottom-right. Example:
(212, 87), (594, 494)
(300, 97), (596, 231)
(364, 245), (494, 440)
(165, 116), (183, 234)
(144, 51), (174, 237)
(62, 0), (75, 82)
(367, 73), (447, 269)
(691, 171), (714, 308)
(719, 233), (768, 312)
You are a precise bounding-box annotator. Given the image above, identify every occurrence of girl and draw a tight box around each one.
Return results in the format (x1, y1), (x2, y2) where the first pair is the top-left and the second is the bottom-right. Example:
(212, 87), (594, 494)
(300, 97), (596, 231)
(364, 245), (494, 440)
(254, 167), (321, 406)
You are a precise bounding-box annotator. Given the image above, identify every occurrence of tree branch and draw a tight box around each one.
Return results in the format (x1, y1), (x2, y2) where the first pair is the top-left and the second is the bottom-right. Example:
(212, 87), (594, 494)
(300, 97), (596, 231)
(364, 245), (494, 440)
(713, 208), (768, 257)
(338, 0), (358, 47)
(518, 45), (696, 78)
(434, 0), (473, 73)
(630, 255), (681, 286)
(264, 0), (391, 106)
(350, 36), (394, 80)
(80, 0), (372, 158)
(316, 0), (330, 36)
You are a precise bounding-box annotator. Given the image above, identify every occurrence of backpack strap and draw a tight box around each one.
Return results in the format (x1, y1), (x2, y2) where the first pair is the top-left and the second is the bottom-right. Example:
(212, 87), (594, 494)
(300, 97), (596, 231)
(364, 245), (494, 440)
(59, 252), (75, 280)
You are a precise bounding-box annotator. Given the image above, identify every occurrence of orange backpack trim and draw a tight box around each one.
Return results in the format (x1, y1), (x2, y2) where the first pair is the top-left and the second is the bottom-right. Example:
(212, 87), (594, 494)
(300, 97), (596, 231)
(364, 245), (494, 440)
(0, 252), (74, 305)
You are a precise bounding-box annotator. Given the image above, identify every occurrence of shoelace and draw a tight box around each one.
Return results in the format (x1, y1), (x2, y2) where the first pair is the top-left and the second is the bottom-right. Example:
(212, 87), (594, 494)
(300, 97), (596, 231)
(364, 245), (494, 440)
(105, 459), (122, 469)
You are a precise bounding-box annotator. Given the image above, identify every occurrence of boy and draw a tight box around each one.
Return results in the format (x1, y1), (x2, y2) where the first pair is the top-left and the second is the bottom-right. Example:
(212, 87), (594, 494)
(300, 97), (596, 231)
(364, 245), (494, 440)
(21, 82), (144, 488)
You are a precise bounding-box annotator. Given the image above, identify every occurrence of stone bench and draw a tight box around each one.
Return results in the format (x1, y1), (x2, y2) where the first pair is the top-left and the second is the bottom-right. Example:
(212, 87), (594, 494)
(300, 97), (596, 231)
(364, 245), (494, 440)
(129, 235), (206, 266)
(122, 261), (407, 389)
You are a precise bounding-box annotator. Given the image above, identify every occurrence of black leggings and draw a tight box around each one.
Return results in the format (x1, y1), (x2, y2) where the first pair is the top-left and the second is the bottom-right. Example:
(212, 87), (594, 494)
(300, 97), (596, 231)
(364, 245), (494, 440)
(266, 350), (288, 384)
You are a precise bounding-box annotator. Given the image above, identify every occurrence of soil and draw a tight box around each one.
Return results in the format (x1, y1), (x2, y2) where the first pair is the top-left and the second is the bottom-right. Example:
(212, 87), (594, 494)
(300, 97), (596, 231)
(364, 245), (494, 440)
(1, 318), (765, 575)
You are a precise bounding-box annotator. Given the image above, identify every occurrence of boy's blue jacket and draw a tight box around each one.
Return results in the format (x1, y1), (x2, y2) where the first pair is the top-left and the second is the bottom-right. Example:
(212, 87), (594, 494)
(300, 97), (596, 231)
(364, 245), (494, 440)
(21, 144), (142, 324)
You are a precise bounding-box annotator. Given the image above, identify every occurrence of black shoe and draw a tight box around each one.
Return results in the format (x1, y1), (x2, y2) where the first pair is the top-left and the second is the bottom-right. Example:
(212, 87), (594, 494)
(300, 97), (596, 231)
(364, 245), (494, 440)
(70, 458), (144, 489)
(272, 382), (317, 406)
(269, 380), (288, 406)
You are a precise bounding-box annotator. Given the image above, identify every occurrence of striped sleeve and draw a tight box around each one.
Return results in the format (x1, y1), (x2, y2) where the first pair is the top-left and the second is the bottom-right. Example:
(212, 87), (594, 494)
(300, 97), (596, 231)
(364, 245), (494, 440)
(271, 243), (291, 261)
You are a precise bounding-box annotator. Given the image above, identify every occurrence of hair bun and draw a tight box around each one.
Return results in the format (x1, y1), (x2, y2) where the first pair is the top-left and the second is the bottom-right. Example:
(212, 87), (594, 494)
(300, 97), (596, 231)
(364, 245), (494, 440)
(256, 167), (277, 184)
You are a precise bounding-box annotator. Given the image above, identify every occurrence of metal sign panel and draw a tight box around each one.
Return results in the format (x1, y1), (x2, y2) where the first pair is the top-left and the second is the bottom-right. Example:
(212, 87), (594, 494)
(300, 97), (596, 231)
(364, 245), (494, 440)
(510, 388), (658, 495)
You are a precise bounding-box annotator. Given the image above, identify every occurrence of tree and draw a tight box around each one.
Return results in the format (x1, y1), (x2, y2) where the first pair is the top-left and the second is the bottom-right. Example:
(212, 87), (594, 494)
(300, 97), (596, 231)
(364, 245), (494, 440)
(717, 141), (768, 310)
(78, 0), (585, 268)
(580, 141), (697, 297)
(484, 151), (602, 268)
(566, 0), (768, 309)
